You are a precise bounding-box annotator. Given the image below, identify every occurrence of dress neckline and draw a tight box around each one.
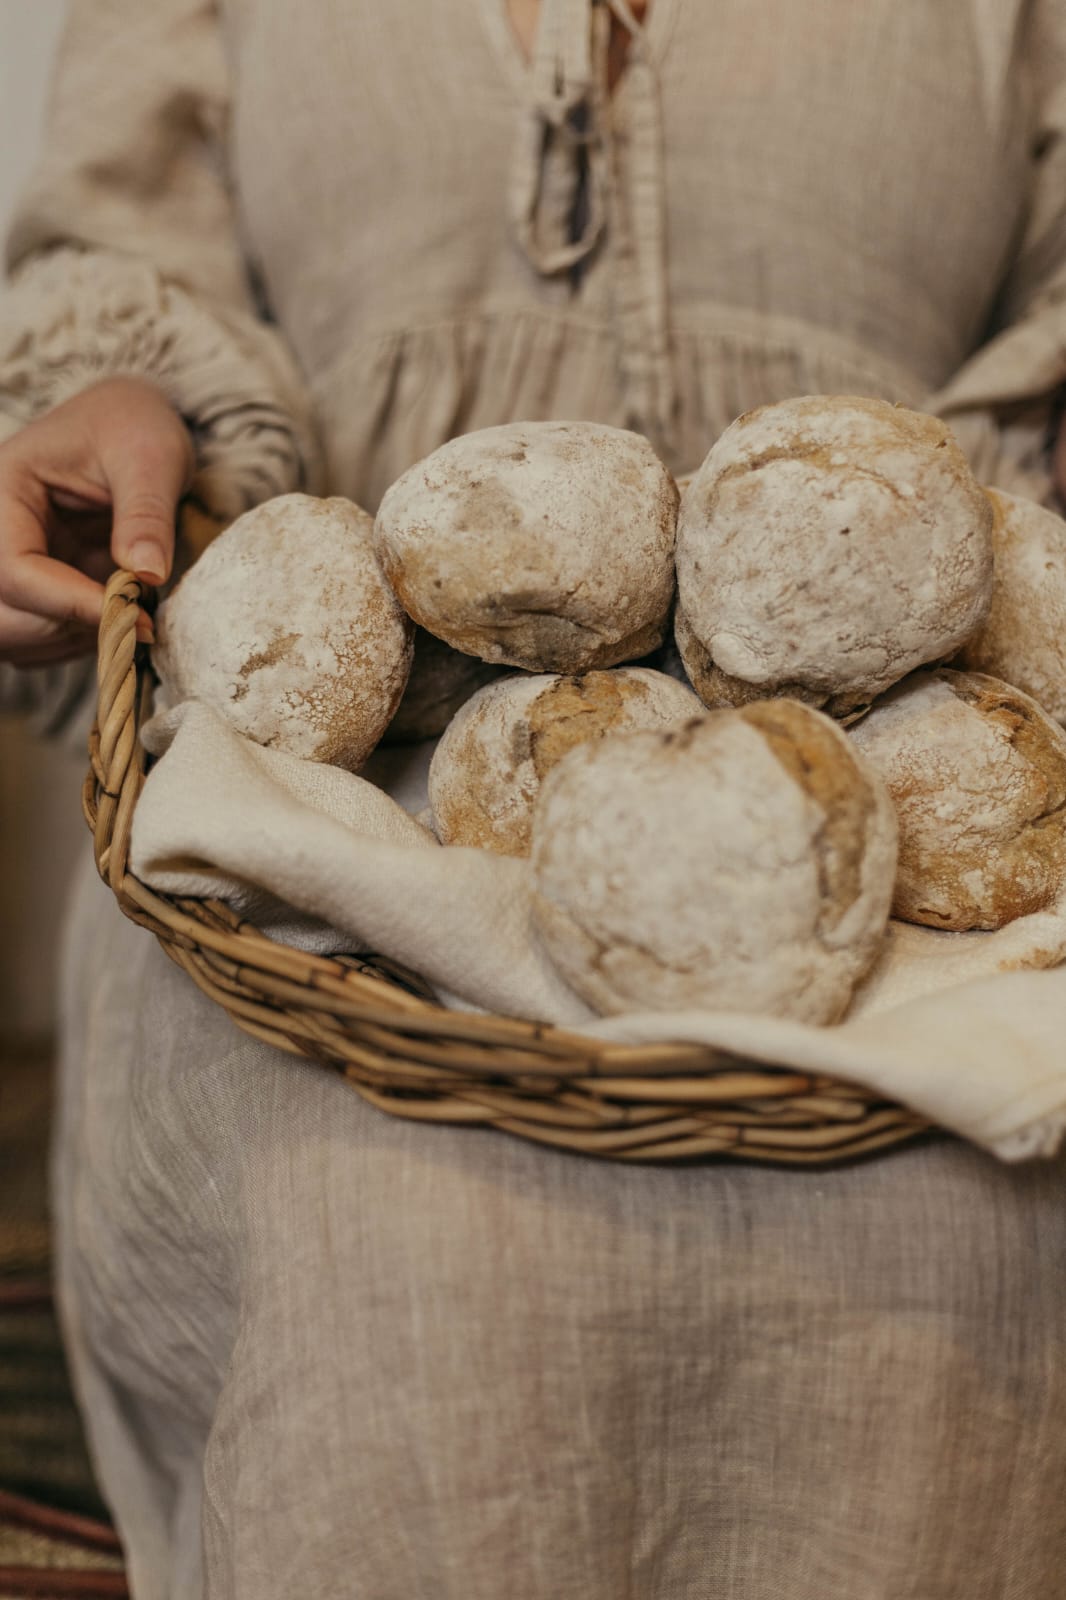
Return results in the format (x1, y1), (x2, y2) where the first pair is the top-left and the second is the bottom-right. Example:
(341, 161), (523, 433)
(479, 0), (679, 102)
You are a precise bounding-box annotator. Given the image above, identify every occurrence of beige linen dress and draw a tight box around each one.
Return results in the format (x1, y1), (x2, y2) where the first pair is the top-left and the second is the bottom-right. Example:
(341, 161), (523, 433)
(5, 2), (1066, 1596)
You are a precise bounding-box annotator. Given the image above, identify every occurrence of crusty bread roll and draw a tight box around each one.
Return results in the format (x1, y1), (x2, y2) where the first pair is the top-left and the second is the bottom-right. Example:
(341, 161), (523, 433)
(676, 396), (994, 715)
(956, 489), (1066, 724)
(531, 700), (898, 1022)
(674, 601), (823, 712)
(374, 421), (679, 673)
(382, 627), (504, 744)
(850, 669), (1066, 930)
(154, 493), (412, 770)
(429, 668), (699, 856)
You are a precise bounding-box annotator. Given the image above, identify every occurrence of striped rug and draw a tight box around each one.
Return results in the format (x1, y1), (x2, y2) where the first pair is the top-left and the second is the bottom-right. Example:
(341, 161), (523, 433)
(0, 1043), (127, 1596)
(0, 1488), (126, 1597)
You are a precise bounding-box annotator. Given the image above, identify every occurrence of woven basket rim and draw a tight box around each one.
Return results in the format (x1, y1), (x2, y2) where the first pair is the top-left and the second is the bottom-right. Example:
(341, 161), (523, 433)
(84, 566), (931, 1165)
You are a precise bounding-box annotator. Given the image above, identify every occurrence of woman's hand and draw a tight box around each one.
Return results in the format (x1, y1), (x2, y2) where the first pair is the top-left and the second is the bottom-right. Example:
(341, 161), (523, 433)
(0, 377), (193, 666)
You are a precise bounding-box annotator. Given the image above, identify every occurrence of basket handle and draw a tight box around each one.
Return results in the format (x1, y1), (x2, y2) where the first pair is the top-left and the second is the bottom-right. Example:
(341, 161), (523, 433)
(86, 568), (150, 896)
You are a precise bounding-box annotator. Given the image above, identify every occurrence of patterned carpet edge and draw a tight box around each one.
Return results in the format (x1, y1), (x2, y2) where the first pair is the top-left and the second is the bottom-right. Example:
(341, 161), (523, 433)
(0, 1490), (126, 1598)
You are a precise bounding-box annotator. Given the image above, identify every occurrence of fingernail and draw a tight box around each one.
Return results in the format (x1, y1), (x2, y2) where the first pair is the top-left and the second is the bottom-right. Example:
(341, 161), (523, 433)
(128, 540), (167, 583)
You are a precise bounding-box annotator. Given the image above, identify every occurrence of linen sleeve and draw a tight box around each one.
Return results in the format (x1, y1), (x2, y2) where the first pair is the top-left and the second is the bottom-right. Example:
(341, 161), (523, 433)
(0, 0), (323, 728)
(927, 0), (1066, 504)
(0, 0), (322, 521)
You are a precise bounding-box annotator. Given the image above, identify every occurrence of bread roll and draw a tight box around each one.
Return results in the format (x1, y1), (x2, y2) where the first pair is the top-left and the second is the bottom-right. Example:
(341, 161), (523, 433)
(674, 601), (823, 712)
(429, 667), (699, 856)
(154, 493), (412, 769)
(383, 628), (504, 744)
(531, 700), (898, 1022)
(850, 669), (1066, 930)
(374, 421), (678, 672)
(956, 489), (1066, 724)
(676, 396), (994, 715)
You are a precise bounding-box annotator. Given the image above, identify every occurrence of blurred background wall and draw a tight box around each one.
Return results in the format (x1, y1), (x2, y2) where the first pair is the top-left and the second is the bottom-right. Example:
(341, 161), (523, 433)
(0, 0), (83, 1045)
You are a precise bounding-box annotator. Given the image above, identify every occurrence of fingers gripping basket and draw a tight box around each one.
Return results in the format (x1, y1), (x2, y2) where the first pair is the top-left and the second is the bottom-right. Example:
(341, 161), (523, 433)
(84, 569), (930, 1165)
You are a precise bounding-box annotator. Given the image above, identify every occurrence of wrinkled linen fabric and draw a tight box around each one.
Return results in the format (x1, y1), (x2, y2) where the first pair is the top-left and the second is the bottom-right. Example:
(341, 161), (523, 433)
(3, 0), (1066, 508)
(58, 856), (1066, 1600)
(3, 0), (1066, 1594)
(133, 700), (1066, 1163)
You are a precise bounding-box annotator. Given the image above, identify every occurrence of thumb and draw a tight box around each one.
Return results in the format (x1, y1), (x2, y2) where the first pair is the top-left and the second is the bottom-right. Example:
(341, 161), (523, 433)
(103, 419), (193, 586)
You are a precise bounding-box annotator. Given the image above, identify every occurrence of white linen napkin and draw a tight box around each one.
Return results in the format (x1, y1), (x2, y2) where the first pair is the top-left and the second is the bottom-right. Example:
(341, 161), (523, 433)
(137, 702), (593, 1024)
(132, 701), (1066, 1161)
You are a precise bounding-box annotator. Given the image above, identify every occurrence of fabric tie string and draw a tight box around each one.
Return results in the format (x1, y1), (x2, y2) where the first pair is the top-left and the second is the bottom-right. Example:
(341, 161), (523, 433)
(510, 0), (610, 275)
(509, 0), (676, 447)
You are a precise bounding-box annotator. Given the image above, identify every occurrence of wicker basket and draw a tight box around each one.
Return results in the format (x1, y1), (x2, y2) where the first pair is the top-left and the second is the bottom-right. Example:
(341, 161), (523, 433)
(84, 568), (931, 1165)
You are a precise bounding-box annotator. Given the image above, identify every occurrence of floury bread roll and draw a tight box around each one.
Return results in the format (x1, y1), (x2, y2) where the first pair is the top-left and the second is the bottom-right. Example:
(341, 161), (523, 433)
(374, 421), (679, 672)
(429, 668), (699, 856)
(956, 489), (1066, 724)
(383, 628), (504, 744)
(530, 701), (898, 1023)
(154, 494), (413, 770)
(674, 602), (825, 712)
(850, 669), (1066, 931)
(676, 396), (994, 715)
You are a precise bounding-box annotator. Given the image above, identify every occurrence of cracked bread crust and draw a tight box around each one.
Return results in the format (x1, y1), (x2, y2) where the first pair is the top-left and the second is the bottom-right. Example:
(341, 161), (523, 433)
(373, 421), (679, 673)
(529, 700), (897, 1022)
(957, 489), (1066, 725)
(428, 667), (699, 856)
(850, 668), (1066, 930)
(153, 493), (413, 770)
(675, 395), (994, 714)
